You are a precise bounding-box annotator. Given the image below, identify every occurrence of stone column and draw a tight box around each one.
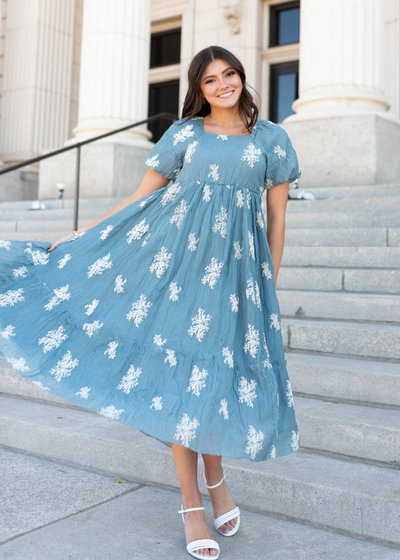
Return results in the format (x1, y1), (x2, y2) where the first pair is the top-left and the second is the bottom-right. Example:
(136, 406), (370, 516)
(70, 0), (152, 147)
(283, 0), (400, 187)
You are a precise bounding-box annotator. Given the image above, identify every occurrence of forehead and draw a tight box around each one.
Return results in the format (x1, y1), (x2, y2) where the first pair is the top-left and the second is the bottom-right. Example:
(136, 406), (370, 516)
(202, 58), (234, 77)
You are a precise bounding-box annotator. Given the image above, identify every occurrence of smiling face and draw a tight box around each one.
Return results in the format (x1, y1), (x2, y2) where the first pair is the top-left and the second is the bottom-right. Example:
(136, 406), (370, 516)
(200, 58), (243, 109)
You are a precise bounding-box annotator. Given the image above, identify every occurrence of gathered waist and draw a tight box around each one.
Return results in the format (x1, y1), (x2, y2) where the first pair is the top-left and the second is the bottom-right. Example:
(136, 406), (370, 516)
(175, 178), (263, 196)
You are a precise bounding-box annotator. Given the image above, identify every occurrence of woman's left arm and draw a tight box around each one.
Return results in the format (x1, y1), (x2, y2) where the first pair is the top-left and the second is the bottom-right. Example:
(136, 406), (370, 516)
(266, 180), (290, 289)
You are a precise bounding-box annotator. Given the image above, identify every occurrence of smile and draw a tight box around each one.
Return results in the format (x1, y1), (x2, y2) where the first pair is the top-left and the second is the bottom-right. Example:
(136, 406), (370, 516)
(217, 91), (234, 98)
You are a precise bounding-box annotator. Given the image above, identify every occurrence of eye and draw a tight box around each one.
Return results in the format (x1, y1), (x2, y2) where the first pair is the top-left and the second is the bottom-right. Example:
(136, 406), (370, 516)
(205, 71), (236, 84)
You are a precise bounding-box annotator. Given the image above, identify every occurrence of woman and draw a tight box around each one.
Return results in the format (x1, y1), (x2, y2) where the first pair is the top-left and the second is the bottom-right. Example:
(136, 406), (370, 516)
(0, 46), (301, 558)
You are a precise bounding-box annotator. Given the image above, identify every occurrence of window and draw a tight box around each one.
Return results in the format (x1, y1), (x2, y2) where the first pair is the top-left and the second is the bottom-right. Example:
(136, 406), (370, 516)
(150, 29), (181, 68)
(148, 80), (180, 142)
(269, 60), (299, 123)
(269, 1), (300, 47)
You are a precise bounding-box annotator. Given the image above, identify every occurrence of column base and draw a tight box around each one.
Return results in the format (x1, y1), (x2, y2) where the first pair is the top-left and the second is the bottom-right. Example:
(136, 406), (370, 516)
(38, 141), (153, 199)
(281, 114), (400, 187)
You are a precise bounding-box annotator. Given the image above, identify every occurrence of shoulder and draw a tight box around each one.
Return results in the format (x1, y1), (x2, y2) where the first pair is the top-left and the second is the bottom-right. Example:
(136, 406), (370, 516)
(253, 119), (291, 150)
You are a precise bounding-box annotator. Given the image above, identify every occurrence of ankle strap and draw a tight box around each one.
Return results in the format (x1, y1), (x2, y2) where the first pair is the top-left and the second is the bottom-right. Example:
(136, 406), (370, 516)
(203, 474), (225, 489)
(178, 506), (205, 514)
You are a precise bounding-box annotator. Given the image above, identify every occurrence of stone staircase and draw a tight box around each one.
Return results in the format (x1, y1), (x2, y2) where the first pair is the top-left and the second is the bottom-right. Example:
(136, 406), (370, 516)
(1, 184), (400, 552)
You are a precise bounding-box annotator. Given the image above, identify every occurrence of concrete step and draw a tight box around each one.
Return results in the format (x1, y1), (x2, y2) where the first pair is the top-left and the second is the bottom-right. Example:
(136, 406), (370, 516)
(286, 195), (400, 214)
(2, 448), (399, 558)
(0, 394), (399, 547)
(281, 317), (400, 360)
(289, 183), (400, 199)
(285, 228), (398, 247)
(277, 267), (400, 295)
(285, 211), (400, 229)
(281, 246), (400, 269)
(0, 197), (124, 211)
(295, 396), (400, 466)
(0, 207), (115, 223)
(278, 289), (400, 323)
(286, 352), (400, 408)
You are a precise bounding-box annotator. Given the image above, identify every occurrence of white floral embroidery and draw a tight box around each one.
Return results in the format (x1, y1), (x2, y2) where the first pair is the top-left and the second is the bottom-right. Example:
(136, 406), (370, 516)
(104, 341), (118, 359)
(270, 445), (276, 458)
(201, 257), (224, 289)
(164, 349), (177, 367)
(150, 396), (163, 410)
(261, 261), (273, 280)
(273, 145), (286, 159)
(141, 233), (151, 246)
(172, 124), (195, 146)
(173, 413), (200, 447)
(208, 163), (219, 182)
(149, 246), (172, 278)
(248, 231), (255, 260)
(144, 154), (160, 169)
(169, 199), (189, 229)
(217, 134), (228, 141)
(160, 183), (181, 206)
(117, 365), (142, 394)
(184, 140), (198, 163)
(82, 320), (103, 337)
(245, 425), (265, 460)
(0, 288), (25, 307)
(6, 356), (29, 372)
(202, 184), (213, 202)
(246, 188), (251, 209)
(67, 231), (86, 242)
(100, 225), (113, 240)
(32, 380), (49, 390)
(13, 266), (28, 278)
(262, 332), (272, 369)
(269, 313), (281, 331)
(238, 377), (257, 408)
(222, 347), (234, 368)
(84, 299), (99, 316)
(212, 206), (228, 238)
(38, 325), (68, 352)
(230, 293), (239, 313)
(236, 190), (244, 207)
(169, 282), (182, 301)
(139, 194), (153, 208)
(154, 334), (166, 346)
(1, 324), (16, 340)
(87, 254), (113, 278)
(49, 350), (79, 382)
(188, 233), (200, 251)
(126, 218), (150, 243)
(57, 254), (71, 269)
(241, 143), (262, 168)
(24, 243), (49, 265)
(286, 380), (294, 408)
(99, 405), (124, 420)
(233, 241), (243, 259)
(219, 399), (229, 420)
(244, 323), (260, 358)
(188, 307), (212, 342)
(291, 430), (300, 450)
(256, 211), (265, 229)
(44, 285), (71, 311)
(245, 278), (262, 311)
(265, 178), (274, 189)
(114, 275), (127, 293)
(0, 240), (11, 251)
(126, 294), (152, 327)
(76, 386), (90, 399)
(187, 365), (208, 397)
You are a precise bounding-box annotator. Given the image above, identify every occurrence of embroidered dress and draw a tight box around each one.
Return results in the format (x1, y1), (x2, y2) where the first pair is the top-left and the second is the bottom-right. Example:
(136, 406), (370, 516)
(0, 116), (302, 462)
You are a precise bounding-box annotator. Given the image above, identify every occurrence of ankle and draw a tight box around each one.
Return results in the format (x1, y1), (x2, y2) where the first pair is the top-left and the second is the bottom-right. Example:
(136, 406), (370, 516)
(204, 469), (224, 487)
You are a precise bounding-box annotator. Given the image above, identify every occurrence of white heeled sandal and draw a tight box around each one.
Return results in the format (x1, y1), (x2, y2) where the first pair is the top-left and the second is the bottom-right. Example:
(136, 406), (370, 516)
(178, 504), (221, 559)
(203, 474), (241, 537)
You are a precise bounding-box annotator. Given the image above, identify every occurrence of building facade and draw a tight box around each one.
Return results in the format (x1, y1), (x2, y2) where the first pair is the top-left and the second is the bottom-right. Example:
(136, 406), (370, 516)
(0, 0), (399, 200)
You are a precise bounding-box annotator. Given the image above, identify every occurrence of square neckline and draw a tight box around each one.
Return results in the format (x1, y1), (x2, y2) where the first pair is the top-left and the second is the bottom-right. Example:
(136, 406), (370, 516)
(199, 116), (254, 138)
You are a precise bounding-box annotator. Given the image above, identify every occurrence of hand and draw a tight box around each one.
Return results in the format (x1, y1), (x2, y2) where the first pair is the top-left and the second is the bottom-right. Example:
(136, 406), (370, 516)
(46, 232), (76, 252)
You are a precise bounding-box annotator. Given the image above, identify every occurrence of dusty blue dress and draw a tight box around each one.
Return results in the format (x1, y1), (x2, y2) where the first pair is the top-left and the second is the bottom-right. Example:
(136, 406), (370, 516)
(0, 115), (302, 462)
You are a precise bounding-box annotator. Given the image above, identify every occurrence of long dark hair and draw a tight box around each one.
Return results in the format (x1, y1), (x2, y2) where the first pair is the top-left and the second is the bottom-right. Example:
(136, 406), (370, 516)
(180, 46), (260, 134)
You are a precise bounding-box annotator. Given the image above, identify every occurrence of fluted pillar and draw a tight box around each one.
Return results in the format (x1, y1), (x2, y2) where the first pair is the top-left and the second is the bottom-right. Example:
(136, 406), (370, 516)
(71, 0), (151, 147)
(0, 0), (75, 162)
(289, 0), (390, 120)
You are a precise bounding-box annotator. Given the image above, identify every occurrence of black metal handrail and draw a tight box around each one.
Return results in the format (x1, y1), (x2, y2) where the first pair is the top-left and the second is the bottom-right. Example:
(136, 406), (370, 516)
(0, 112), (178, 230)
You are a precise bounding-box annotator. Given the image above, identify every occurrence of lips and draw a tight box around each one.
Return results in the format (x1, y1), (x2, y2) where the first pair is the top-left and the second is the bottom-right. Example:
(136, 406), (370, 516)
(217, 90), (234, 98)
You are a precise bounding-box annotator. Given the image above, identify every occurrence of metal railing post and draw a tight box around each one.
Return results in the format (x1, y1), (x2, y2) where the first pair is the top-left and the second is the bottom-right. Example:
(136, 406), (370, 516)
(73, 145), (81, 232)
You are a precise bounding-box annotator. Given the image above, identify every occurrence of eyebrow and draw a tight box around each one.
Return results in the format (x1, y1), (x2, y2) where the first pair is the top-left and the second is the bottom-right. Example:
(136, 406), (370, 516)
(202, 67), (235, 81)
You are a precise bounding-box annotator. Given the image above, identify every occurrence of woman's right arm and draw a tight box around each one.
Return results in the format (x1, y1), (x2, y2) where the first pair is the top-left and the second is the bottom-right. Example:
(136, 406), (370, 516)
(47, 168), (171, 252)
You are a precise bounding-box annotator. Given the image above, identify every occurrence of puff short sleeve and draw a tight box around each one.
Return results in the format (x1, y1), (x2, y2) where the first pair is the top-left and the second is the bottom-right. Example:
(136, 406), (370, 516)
(254, 120), (302, 190)
(142, 118), (191, 180)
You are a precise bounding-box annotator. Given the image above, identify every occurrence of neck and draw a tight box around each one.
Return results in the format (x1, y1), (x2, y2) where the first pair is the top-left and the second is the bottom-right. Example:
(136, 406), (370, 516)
(208, 107), (241, 125)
